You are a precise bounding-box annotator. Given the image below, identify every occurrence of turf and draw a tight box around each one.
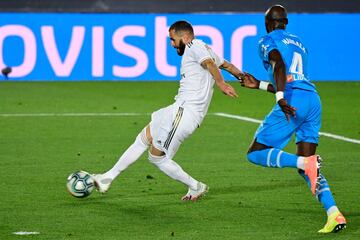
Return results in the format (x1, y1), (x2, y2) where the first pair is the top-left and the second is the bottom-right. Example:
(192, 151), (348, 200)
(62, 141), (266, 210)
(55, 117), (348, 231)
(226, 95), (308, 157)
(0, 81), (359, 239)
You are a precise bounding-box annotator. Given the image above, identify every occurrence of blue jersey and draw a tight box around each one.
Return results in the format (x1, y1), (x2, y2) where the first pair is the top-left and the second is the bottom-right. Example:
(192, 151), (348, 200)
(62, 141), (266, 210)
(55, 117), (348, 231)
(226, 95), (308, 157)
(258, 29), (316, 92)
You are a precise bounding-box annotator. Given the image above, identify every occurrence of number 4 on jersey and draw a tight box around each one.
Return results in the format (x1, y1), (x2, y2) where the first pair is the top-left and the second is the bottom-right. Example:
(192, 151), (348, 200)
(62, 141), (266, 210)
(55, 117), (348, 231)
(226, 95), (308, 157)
(290, 52), (303, 74)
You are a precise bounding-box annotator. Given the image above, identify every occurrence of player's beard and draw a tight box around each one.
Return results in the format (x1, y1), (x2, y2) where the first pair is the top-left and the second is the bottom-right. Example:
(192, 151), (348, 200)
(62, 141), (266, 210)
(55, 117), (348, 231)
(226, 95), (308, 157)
(177, 40), (186, 56)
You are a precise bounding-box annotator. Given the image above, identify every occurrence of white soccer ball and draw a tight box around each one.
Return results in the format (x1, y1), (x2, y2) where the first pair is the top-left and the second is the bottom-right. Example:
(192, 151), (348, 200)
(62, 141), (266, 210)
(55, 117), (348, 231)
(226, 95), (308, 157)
(66, 171), (95, 198)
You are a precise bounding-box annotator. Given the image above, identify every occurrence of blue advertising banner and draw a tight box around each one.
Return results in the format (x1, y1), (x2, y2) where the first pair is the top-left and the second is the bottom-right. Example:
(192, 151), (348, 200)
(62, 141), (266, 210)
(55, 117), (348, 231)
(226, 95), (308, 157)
(0, 13), (359, 81)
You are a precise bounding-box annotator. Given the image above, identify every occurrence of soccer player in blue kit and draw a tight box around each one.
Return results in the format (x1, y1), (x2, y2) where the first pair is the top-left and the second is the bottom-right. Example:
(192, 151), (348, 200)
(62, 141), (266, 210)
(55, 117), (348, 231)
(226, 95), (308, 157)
(239, 5), (346, 233)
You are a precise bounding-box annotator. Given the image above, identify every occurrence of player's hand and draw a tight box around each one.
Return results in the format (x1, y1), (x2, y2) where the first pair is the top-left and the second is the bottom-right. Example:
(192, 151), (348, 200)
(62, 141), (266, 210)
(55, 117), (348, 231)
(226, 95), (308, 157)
(219, 83), (238, 98)
(278, 99), (296, 121)
(238, 72), (260, 89)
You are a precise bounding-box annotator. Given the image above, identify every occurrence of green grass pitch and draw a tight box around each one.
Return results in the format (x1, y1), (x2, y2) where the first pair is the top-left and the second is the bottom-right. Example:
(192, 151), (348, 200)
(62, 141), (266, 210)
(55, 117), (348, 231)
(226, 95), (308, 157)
(0, 81), (359, 239)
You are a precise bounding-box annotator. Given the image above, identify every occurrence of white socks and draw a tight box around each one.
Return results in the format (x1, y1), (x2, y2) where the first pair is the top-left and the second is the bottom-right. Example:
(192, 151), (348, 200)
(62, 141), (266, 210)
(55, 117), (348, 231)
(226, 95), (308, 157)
(327, 206), (339, 217)
(103, 128), (150, 180)
(296, 157), (305, 170)
(148, 152), (198, 190)
(101, 127), (199, 191)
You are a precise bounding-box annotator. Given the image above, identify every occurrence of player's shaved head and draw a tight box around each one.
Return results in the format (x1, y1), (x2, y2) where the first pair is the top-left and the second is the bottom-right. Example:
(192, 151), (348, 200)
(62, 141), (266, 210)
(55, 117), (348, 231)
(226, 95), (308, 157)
(265, 5), (288, 33)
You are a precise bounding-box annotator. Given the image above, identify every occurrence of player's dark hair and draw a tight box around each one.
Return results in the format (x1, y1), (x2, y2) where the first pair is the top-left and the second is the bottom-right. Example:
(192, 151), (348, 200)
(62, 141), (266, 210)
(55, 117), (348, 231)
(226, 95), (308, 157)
(169, 20), (194, 35)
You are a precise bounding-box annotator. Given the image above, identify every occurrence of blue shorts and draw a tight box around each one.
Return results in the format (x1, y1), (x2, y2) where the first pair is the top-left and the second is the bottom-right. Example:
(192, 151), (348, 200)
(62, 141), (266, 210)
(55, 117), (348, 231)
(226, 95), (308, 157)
(255, 89), (321, 149)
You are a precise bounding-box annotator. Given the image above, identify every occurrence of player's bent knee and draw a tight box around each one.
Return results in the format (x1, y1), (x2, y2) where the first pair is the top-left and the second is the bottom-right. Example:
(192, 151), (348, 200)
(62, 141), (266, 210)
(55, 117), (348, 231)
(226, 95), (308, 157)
(247, 151), (260, 165)
(148, 151), (166, 165)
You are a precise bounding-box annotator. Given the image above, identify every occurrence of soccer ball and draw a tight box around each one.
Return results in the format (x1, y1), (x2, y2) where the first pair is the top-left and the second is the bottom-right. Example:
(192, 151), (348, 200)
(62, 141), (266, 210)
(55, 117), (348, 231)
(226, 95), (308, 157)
(66, 171), (95, 198)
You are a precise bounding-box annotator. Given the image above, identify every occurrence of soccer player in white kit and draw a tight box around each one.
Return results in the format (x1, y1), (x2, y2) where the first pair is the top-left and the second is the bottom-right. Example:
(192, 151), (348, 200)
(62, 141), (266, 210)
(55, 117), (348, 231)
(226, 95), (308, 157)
(92, 20), (243, 201)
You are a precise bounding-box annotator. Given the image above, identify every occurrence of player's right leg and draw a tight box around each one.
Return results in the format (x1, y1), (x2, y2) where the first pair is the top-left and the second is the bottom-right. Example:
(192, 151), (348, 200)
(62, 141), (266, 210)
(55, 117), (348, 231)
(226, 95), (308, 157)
(148, 147), (208, 201)
(297, 143), (346, 233)
(148, 104), (208, 201)
(92, 125), (151, 193)
(298, 170), (346, 233)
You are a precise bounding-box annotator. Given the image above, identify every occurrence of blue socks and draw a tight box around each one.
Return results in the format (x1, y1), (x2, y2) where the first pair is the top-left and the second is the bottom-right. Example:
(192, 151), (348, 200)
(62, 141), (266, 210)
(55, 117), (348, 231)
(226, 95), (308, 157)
(298, 170), (336, 212)
(247, 148), (298, 168)
(318, 175), (337, 211)
(247, 148), (337, 212)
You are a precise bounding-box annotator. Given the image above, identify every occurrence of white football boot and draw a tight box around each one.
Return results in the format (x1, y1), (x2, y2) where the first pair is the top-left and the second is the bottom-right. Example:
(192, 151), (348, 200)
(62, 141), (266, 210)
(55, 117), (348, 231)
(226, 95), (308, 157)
(91, 174), (112, 193)
(181, 182), (209, 201)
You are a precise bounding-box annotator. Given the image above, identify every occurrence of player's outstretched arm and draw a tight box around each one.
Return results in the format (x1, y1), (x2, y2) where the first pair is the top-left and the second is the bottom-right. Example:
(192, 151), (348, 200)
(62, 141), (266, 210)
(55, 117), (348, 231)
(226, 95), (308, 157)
(220, 60), (275, 93)
(241, 72), (275, 93)
(220, 60), (244, 81)
(201, 59), (238, 98)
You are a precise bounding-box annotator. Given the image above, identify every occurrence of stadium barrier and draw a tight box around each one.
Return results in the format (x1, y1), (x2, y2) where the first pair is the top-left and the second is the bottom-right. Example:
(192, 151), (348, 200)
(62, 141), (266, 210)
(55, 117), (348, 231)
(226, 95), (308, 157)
(1, 13), (359, 81)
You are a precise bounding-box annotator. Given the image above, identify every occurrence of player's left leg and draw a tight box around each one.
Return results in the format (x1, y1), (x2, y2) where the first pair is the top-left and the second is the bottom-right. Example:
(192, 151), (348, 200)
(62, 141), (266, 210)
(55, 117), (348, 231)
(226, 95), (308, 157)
(297, 142), (346, 233)
(247, 141), (309, 169)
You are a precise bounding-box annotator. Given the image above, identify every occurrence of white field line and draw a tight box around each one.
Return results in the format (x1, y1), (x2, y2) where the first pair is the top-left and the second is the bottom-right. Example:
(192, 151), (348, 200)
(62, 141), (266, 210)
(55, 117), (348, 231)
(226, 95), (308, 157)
(0, 112), (358, 144)
(13, 231), (40, 235)
(214, 112), (360, 145)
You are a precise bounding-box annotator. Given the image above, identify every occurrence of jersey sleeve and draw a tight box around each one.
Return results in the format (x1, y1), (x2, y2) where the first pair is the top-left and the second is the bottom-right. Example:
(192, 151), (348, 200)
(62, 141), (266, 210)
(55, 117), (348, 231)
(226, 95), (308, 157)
(189, 42), (213, 64)
(258, 35), (277, 62)
(213, 52), (224, 67)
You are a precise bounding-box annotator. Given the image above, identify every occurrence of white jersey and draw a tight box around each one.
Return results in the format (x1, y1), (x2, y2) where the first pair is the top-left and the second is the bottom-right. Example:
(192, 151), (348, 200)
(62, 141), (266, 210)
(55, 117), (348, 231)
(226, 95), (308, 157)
(174, 39), (224, 125)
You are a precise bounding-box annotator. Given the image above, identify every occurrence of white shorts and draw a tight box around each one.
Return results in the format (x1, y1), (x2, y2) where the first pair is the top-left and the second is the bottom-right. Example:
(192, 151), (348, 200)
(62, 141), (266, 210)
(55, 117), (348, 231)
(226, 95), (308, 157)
(149, 102), (199, 159)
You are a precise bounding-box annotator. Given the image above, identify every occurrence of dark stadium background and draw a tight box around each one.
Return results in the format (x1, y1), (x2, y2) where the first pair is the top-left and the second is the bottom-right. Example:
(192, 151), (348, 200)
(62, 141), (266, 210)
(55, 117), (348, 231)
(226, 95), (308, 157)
(1, 0), (359, 13)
